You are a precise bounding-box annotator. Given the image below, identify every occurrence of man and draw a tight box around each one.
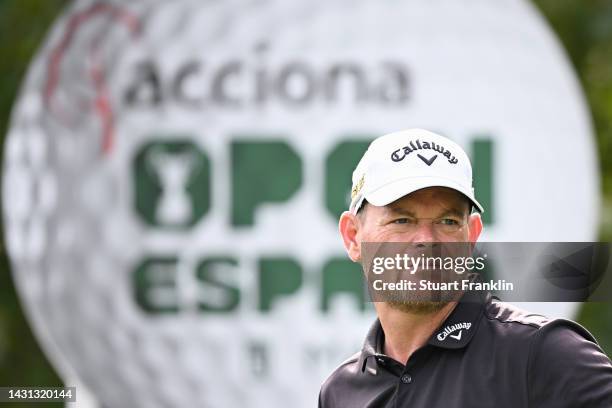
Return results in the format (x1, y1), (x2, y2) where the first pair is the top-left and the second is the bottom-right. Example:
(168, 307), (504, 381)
(318, 129), (612, 407)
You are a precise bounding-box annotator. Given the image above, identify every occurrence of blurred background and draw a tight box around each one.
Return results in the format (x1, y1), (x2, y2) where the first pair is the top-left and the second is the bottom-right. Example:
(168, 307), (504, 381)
(0, 0), (610, 407)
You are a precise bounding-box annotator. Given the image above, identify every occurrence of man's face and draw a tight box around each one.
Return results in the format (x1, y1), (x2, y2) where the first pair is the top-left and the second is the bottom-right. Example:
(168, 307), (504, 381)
(339, 186), (483, 313)
(356, 187), (474, 243)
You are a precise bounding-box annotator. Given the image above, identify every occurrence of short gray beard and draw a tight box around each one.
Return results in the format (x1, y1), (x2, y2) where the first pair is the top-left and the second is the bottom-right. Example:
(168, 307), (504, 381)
(387, 300), (449, 315)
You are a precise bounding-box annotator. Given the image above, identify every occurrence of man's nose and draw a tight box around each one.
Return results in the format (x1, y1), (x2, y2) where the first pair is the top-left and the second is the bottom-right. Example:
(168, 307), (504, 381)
(411, 221), (437, 244)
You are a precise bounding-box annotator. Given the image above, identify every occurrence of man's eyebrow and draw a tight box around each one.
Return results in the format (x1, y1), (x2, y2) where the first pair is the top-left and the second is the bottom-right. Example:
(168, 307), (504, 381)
(385, 206), (467, 218)
(438, 208), (468, 218)
(385, 207), (417, 217)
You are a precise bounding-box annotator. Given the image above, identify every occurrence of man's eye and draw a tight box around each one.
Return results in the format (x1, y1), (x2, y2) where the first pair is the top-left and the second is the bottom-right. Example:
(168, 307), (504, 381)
(393, 218), (414, 224)
(438, 218), (459, 225)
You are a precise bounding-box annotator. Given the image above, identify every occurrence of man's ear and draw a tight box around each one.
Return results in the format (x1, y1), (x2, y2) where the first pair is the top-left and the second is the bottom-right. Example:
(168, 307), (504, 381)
(339, 211), (362, 262)
(467, 212), (483, 242)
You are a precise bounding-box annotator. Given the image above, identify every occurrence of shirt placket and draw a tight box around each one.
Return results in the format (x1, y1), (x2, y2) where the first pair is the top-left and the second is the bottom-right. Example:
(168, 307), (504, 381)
(393, 346), (434, 407)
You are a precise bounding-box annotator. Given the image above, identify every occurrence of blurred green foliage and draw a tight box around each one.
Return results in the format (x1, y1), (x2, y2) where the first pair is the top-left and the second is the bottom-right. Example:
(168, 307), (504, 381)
(0, 0), (610, 402)
(533, 0), (612, 356)
(535, 0), (612, 217)
(0, 1), (67, 406)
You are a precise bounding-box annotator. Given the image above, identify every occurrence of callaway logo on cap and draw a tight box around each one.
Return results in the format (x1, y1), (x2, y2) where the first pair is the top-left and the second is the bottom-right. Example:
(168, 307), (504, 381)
(349, 129), (484, 214)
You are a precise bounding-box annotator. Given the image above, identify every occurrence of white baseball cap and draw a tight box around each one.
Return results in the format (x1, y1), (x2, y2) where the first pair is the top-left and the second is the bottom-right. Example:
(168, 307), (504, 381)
(349, 129), (484, 214)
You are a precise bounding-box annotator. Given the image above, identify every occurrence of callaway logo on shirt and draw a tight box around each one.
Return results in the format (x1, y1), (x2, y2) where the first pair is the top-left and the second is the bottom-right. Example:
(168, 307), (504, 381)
(437, 322), (472, 341)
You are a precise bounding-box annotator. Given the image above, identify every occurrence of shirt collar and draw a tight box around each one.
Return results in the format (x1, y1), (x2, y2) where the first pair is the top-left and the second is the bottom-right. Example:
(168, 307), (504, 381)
(427, 289), (487, 349)
(358, 318), (385, 374)
(358, 290), (489, 374)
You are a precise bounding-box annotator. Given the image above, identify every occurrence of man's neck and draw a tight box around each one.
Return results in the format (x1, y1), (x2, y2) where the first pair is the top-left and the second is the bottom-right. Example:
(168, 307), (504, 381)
(376, 302), (457, 365)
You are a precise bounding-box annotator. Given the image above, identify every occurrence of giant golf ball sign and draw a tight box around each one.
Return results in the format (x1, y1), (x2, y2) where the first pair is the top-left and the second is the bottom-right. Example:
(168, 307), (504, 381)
(2, 0), (599, 407)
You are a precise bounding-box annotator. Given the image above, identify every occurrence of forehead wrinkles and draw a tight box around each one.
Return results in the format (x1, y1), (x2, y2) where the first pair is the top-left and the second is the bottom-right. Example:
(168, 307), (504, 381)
(386, 191), (468, 217)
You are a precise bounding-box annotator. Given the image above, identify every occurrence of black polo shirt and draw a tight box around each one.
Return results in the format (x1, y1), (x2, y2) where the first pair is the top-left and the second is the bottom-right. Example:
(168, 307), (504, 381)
(319, 292), (612, 407)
